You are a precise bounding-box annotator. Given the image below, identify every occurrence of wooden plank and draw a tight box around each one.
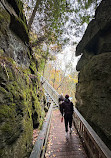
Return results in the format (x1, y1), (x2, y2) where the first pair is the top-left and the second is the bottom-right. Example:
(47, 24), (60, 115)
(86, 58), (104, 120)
(45, 109), (87, 158)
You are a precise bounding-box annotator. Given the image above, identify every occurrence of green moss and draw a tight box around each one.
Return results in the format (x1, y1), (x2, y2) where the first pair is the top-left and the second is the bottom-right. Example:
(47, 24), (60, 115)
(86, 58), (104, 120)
(0, 103), (23, 146)
(0, 14), (4, 22)
(0, 2), (44, 155)
(29, 60), (37, 74)
(0, 9), (10, 23)
(0, 105), (11, 121)
(39, 110), (45, 130)
(0, 86), (8, 94)
(6, 0), (27, 24)
(0, 10), (10, 40)
(27, 50), (32, 60)
(38, 58), (45, 72)
(0, 49), (4, 56)
(0, 52), (46, 157)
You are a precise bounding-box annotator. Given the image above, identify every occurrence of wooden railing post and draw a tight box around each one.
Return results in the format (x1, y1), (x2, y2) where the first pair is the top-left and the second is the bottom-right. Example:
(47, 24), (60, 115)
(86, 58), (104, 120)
(39, 77), (111, 158)
(74, 107), (111, 158)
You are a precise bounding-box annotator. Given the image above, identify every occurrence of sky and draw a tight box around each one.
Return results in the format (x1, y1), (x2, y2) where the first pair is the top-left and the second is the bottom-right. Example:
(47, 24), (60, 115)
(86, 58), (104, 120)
(56, 45), (81, 72)
(55, 0), (102, 72)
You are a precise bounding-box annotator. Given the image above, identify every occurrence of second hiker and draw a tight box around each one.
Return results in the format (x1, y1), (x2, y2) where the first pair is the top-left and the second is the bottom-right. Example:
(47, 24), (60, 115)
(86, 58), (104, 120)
(58, 93), (65, 114)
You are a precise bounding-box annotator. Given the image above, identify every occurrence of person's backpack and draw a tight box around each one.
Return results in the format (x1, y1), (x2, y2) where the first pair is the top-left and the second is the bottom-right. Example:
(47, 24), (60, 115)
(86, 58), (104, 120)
(64, 102), (72, 115)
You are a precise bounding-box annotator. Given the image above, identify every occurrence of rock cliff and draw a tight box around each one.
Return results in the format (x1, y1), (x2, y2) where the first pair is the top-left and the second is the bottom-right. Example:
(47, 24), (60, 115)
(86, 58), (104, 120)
(0, 0), (45, 157)
(75, 0), (111, 150)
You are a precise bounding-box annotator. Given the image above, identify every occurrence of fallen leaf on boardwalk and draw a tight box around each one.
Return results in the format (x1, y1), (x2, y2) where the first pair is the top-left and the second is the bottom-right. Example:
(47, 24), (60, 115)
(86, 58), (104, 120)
(78, 147), (82, 150)
(45, 153), (49, 157)
(45, 109), (87, 158)
(33, 136), (37, 139)
(32, 129), (40, 145)
(53, 154), (56, 157)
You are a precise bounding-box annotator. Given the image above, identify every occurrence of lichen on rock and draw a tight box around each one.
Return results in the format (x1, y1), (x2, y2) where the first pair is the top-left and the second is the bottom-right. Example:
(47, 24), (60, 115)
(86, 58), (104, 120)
(0, 0), (46, 157)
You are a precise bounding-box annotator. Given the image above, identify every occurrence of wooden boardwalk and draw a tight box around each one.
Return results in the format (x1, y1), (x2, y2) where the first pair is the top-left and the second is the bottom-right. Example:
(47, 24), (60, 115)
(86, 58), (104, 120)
(45, 109), (88, 158)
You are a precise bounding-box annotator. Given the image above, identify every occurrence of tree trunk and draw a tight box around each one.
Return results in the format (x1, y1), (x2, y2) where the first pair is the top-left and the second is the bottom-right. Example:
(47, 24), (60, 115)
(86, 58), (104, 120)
(28, 0), (41, 30)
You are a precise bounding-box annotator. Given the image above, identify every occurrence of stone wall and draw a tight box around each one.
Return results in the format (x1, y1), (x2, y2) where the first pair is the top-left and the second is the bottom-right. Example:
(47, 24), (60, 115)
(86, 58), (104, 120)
(75, 0), (111, 150)
(0, 0), (45, 157)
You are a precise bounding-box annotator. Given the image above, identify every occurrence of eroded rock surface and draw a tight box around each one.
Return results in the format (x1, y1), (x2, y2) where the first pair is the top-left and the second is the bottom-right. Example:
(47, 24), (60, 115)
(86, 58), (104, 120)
(0, 0), (45, 157)
(76, 0), (111, 150)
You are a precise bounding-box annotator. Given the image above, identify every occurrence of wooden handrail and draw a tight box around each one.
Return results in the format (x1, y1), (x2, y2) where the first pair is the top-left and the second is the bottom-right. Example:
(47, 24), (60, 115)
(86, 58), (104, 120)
(30, 103), (53, 158)
(41, 76), (59, 105)
(29, 77), (60, 158)
(74, 107), (111, 158)
(41, 78), (111, 158)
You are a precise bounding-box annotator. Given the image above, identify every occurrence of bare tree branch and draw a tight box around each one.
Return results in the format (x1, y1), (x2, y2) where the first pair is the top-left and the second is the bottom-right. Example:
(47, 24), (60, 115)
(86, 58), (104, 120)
(31, 36), (47, 47)
(28, 0), (41, 30)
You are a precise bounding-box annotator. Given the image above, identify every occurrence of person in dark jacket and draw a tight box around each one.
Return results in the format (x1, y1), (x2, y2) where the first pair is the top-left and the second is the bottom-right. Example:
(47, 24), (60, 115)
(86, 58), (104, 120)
(58, 94), (65, 114)
(61, 94), (74, 138)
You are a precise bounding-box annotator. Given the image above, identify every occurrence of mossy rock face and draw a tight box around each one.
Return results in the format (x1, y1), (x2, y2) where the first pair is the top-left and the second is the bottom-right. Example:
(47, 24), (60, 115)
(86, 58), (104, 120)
(0, 3), (29, 66)
(76, 0), (111, 150)
(0, 1), (46, 157)
(0, 57), (45, 157)
(6, 0), (27, 24)
(3, 0), (29, 43)
(76, 53), (111, 150)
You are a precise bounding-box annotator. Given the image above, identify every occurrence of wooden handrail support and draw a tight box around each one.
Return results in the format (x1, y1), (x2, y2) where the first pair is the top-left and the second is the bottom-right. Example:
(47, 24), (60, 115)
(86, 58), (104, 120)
(40, 77), (111, 158)
(41, 77), (59, 106)
(30, 103), (53, 158)
(74, 107), (111, 158)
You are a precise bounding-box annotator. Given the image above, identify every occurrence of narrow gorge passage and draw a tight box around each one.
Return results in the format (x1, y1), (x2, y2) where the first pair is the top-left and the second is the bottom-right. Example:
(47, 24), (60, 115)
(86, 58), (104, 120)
(45, 108), (87, 158)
